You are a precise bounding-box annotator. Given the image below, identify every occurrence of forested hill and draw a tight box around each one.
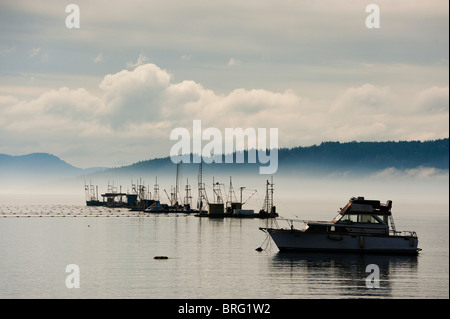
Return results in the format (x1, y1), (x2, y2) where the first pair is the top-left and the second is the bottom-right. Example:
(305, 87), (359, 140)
(104, 138), (449, 177)
(1, 139), (447, 183)
(278, 138), (449, 171)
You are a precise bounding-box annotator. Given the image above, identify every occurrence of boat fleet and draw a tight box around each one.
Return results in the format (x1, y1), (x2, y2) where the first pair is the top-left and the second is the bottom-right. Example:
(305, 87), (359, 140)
(84, 163), (278, 219)
(85, 163), (420, 254)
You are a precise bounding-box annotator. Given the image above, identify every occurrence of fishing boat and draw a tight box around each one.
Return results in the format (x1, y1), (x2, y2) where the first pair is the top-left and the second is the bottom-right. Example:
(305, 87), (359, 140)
(260, 196), (420, 254)
(144, 201), (195, 214)
(84, 182), (105, 206)
(143, 164), (198, 214)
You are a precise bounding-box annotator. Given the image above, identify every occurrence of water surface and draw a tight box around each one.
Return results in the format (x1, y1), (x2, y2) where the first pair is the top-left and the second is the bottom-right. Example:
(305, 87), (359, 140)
(0, 198), (447, 299)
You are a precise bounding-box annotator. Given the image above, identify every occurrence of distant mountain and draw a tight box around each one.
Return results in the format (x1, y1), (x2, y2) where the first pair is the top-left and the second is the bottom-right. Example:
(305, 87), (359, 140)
(1, 139), (448, 186)
(90, 138), (449, 178)
(277, 138), (449, 173)
(0, 153), (105, 182)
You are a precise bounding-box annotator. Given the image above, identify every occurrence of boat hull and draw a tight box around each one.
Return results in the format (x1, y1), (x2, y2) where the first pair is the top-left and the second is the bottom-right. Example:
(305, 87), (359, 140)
(263, 228), (419, 254)
(86, 200), (105, 207)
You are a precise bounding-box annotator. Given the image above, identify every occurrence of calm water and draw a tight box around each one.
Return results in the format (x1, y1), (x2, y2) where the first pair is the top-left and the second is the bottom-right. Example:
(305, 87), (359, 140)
(0, 194), (448, 299)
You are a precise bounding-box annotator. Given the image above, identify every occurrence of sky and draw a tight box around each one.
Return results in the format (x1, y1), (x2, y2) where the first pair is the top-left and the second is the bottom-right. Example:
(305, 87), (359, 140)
(0, 0), (448, 168)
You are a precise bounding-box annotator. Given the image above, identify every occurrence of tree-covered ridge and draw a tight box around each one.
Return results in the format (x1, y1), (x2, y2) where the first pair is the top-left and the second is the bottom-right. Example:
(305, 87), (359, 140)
(278, 138), (449, 170)
(118, 138), (448, 176)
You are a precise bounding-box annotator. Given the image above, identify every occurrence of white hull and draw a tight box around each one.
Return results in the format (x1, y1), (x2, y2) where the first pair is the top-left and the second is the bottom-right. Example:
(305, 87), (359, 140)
(265, 229), (419, 254)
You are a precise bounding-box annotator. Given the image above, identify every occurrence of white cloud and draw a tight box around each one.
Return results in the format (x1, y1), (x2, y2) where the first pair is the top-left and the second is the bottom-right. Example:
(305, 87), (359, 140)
(414, 86), (449, 113)
(29, 47), (40, 58)
(126, 53), (149, 69)
(331, 84), (391, 113)
(372, 167), (449, 180)
(0, 62), (448, 168)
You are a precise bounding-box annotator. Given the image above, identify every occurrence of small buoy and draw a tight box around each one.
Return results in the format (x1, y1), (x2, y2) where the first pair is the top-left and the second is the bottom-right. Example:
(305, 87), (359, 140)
(154, 256), (168, 259)
(255, 247), (263, 252)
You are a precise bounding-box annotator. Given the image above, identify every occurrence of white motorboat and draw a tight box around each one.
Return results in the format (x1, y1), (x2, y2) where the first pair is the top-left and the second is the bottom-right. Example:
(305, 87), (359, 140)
(260, 197), (420, 254)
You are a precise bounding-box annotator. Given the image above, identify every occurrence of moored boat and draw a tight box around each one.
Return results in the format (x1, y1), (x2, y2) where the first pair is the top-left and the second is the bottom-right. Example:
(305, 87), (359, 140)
(85, 182), (106, 206)
(260, 196), (420, 254)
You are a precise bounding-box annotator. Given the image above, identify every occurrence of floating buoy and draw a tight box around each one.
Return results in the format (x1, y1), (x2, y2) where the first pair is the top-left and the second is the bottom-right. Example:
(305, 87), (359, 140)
(255, 247), (263, 252)
(154, 256), (168, 259)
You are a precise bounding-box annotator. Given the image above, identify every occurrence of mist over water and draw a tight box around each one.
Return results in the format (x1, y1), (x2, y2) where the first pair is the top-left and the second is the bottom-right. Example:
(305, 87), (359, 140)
(6, 166), (447, 211)
(1, 165), (448, 222)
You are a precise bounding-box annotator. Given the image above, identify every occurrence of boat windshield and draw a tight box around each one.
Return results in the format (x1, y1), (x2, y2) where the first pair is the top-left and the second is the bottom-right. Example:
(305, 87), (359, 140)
(332, 213), (343, 223)
(338, 214), (384, 224)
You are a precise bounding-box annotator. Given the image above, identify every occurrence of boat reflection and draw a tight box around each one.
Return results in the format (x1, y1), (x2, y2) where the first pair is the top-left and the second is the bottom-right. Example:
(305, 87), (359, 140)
(268, 251), (418, 298)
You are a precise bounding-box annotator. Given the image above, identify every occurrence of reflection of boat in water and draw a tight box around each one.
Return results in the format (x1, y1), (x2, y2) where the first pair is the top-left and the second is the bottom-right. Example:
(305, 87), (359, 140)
(267, 251), (418, 298)
(260, 196), (420, 255)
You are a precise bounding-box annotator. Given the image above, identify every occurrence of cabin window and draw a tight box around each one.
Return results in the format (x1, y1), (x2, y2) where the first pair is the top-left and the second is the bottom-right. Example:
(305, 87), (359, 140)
(359, 214), (382, 224)
(339, 214), (383, 224)
(377, 215), (389, 224)
(339, 214), (358, 223)
(360, 214), (372, 223)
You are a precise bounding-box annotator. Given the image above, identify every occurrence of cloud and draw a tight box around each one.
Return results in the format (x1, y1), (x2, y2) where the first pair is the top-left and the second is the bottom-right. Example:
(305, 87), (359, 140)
(372, 167), (449, 180)
(29, 47), (40, 58)
(414, 86), (449, 113)
(126, 53), (149, 69)
(331, 84), (391, 113)
(93, 52), (104, 63)
(227, 58), (240, 66)
(98, 63), (172, 127)
(0, 61), (448, 168)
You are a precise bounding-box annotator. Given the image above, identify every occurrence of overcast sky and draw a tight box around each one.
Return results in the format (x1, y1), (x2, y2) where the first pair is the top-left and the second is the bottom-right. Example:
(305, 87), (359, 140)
(0, 0), (448, 168)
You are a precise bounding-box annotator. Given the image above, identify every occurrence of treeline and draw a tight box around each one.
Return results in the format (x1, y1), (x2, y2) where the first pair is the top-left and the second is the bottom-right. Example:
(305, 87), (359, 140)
(106, 138), (448, 176)
(278, 138), (449, 171)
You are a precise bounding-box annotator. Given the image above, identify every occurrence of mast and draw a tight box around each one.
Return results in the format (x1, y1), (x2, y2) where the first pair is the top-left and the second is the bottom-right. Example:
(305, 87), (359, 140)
(269, 176), (274, 213)
(197, 161), (208, 210)
(184, 178), (192, 207)
(213, 177), (224, 204)
(154, 177), (160, 202)
(84, 181), (89, 201)
(240, 187), (245, 205)
(227, 176), (237, 208)
(262, 176), (274, 215)
(175, 161), (181, 205)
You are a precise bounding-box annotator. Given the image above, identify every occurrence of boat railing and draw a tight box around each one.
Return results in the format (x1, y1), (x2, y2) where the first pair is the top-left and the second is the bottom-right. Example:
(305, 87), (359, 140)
(390, 230), (418, 237)
(275, 218), (308, 229)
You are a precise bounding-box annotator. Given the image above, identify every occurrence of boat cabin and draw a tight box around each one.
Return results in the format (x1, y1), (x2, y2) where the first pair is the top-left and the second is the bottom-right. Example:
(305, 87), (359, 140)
(305, 197), (394, 235)
(334, 197), (391, 223)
